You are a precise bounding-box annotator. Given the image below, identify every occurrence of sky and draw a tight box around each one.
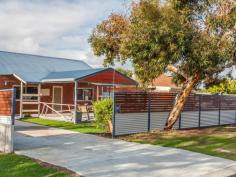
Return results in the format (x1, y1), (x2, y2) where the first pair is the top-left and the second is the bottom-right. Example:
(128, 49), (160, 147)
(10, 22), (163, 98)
(0, 0), (133, 69)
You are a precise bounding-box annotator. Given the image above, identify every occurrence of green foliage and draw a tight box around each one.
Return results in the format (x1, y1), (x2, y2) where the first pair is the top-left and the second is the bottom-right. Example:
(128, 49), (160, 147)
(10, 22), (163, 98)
(89, 0), (235, 86)
(116, 67), (133, 78)
(93, 98), (113, 131)
(203, 79), (236, 94)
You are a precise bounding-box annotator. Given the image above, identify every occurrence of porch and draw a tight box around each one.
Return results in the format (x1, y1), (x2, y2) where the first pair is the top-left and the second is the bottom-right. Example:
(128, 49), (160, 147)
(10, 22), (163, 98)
(15, 68), (137, 122)
(16, 82), (116, 122)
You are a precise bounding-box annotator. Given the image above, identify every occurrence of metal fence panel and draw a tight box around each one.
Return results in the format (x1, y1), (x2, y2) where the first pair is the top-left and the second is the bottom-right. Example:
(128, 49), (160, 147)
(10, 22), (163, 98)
(115, 113), (148, 135)
(113, 92), (236, 136)
(220, 110), (236, 124)
(200, 111), (219, 126)
(181, 111), (199, 128)
(150, 112), (169, 130)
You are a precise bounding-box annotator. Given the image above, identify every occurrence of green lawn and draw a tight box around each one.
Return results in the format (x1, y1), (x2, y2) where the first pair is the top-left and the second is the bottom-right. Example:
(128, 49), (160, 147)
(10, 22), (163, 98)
(120, 126), (236, 161)
(22, 118), (105, 134)
(0, 153), (70, 177)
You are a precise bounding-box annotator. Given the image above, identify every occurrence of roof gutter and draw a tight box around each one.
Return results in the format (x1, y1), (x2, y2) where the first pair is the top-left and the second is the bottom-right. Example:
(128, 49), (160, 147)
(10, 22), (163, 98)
(41, 78), (75, 83)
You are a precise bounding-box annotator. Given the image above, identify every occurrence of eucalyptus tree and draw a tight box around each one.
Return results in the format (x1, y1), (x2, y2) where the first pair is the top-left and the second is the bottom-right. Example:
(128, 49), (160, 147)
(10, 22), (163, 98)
(89, 0), (235, 129)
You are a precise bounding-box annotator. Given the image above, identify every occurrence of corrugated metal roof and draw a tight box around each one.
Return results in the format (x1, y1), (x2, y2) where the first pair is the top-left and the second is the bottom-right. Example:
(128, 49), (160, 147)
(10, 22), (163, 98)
(0, 51), (92, 83)
(42, 68), (108, 82)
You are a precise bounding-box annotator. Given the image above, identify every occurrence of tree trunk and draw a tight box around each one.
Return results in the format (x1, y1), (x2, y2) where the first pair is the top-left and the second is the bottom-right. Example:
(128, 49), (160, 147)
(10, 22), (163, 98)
(164, 74), (200, 130)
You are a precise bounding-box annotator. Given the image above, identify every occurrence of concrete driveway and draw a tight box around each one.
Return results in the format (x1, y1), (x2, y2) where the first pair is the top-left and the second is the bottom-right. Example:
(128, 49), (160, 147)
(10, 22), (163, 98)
(14, 120), (236, 177)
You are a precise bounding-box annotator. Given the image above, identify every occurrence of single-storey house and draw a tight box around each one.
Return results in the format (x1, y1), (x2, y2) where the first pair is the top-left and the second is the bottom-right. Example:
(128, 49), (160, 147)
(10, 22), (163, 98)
(0, 51), (137, 121)
(149, 74), (181, 92)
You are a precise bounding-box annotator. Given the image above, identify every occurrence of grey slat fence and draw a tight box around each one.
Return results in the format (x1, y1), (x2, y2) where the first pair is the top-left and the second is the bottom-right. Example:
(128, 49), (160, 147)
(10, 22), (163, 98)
(112, 92), (236, 136)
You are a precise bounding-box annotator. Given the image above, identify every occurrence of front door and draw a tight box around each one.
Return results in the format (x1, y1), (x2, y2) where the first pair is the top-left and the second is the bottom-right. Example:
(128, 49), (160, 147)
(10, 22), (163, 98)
(53, 86), (62, 111)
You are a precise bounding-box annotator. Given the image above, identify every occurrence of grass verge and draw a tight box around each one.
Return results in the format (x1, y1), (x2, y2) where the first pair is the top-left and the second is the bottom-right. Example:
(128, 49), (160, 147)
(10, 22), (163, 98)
(22, 118), (105, 134)
(119, 126), (236, 161)
(0, 153), (79, 177)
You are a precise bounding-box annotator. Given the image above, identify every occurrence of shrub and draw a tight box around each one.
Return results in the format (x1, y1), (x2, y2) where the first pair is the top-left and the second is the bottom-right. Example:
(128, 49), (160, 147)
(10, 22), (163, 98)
(203, 79), (236, 94)
(93, 98), (113, 132)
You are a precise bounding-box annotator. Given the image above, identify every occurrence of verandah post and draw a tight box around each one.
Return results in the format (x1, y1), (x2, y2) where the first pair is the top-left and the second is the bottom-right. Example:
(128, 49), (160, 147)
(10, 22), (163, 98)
(74, 80), (78, 124)
(20, 81), (23, 118)
(38, 84), (41, 117)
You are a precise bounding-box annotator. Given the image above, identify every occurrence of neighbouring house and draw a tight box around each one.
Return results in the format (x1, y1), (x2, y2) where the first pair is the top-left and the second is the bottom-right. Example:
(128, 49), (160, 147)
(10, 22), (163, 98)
(0, 51), (137, 121)
(149, 74), (181, 92)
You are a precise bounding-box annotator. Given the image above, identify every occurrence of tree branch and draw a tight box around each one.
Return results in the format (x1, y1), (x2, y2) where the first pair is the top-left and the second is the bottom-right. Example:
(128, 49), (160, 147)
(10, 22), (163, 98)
(167, 65), (188, 79)
(205, 61), (236, 74)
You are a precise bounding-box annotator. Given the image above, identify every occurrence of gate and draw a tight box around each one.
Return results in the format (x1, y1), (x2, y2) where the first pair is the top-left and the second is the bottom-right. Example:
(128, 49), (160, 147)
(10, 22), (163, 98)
(0, 88), (16, 153)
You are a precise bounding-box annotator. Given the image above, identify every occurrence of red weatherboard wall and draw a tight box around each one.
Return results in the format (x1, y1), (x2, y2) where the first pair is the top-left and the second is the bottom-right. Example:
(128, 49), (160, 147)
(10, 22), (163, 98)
(41, 83), (74, 105)
(0, 75), (20, 89)
(40, 82), (99, 105)
(0, 70), (137, 115)
(0, 75), (20, 114)
(79, 69), (137, 85)
(0, 90), (13, 116)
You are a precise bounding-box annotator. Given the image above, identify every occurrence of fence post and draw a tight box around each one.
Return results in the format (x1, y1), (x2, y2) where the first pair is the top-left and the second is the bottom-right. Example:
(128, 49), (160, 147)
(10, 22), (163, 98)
(148, 93), (151, 132)
(112, 93), (116, 138)
(11, 88), (16, 125)
(218, 93), (221, 125)
(235, 112), (236, 124)
(198, 94), (201, 128)
(179, 113), (182, 129)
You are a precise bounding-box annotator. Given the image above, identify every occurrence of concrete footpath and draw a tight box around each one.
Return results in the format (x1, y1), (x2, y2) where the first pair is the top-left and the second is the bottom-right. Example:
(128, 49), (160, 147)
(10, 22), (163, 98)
(14, 121), (236, 177)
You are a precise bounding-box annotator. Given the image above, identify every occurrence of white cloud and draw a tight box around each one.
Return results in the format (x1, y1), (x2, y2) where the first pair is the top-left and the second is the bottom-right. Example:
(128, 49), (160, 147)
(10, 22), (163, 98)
(0, 0), (133, 68)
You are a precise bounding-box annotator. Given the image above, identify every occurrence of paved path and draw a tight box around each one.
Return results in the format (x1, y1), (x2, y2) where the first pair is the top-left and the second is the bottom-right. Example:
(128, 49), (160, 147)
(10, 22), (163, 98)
(14, 121), (236, 177)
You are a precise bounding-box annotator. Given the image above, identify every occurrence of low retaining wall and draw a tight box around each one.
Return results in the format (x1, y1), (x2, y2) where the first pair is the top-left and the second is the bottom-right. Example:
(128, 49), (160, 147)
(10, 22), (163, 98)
(0, 118), (14, 153)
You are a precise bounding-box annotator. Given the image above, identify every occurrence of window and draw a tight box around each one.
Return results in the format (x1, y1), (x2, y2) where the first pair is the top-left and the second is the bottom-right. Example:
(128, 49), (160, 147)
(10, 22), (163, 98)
(14, 86), (38, 101)
(15, 87), (21, 100)
(77, 88), (93, 101)
(25, 87), (38, 94)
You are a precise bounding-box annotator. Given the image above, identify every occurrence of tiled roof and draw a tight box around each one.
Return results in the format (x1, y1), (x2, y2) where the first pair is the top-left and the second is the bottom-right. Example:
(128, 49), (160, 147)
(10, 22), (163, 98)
(151, 74), (178, 88)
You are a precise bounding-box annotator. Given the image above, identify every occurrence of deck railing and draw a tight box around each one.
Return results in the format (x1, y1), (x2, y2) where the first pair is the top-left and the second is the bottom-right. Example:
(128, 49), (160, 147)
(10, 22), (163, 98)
(39, 102), (75, 121)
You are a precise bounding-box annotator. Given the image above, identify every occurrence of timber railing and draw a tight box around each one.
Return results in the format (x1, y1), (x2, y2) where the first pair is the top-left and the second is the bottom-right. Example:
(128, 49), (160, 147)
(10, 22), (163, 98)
(39, 102), (75, 121)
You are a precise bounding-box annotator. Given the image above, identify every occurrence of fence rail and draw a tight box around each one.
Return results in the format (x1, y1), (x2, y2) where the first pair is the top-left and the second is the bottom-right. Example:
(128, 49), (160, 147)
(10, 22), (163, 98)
(112, 92), (236, 136)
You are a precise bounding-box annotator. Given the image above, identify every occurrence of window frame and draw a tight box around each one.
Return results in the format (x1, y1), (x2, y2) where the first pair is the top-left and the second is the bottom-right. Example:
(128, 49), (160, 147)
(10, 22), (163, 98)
(77, 88), (94, 101)
(13, 85), (39, 101)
